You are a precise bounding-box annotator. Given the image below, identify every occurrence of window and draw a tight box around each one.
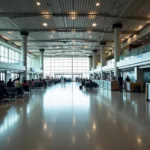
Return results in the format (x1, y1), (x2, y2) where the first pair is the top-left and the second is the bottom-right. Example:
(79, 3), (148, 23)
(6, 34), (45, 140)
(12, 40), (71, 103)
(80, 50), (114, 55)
(0, 45), (20, 63)
(44, 57), (89, 78)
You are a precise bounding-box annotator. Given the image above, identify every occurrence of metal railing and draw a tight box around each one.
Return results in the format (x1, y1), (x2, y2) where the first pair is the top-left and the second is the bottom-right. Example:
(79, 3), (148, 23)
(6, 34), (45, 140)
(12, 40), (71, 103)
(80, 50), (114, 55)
(119, 45), (150, 61)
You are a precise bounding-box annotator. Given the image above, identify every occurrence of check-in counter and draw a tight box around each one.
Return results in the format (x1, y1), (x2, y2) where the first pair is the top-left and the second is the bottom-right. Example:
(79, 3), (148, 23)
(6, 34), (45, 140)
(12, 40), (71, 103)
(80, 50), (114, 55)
(126, 82), (142, 92)
(104, 80), (108, 89)
(93, 80), (119, 91)
(111, 81), (120, 91)
(146, 83), (150, 100)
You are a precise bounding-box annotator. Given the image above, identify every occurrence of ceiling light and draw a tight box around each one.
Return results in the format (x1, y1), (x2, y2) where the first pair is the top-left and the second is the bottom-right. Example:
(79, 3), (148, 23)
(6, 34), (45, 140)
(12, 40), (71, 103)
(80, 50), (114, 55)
(146, 37), (148, 39)
(37, 2), (41, 6)
(139, 25), (142, 28)
(87, 31), (92, 34)
(139, 40), (141, 41)
(8, 31), (12, 34)
(89, 35), (92, 38)
(43, 23), (48, 27)
(133, 43), (135, 44)
(71, 15), (76, 20)
(88, 12), (96, 19)
(92, 23), (97, 27)
(50, 35), (53, 38)
(96, 2), (100, 6)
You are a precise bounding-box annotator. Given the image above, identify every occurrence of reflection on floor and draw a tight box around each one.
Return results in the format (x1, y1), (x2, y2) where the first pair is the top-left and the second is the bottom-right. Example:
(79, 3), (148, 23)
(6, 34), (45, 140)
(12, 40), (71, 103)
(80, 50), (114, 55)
(0, 83), (150, 150)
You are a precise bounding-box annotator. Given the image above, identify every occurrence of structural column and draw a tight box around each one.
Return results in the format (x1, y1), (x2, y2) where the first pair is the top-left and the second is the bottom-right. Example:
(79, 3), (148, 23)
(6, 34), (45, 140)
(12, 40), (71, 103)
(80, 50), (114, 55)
(100, 42), (106, 80)
(20, 31), (29, 80)
(40, 49), (44, 79)
(113, 23), (122, 78)
(92, 50), (97, 70)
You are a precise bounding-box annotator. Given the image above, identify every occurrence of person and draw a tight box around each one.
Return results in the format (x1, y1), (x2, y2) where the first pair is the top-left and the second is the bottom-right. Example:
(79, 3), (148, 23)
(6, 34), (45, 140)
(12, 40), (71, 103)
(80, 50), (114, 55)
(15, 78), (21, 88)
(125, 75), (130, 82)
(7, 79), (14, 87)
(0, 81), (8, 98)
(22, 80), (30, 92)
(118, 74), (123, 92)
(43, 79), (47, 89)
(15, 78), (23, 96)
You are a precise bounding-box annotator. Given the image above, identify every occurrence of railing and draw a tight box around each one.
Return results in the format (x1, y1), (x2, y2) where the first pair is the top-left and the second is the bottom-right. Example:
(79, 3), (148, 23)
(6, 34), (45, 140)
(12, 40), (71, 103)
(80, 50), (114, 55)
(103, 59), (114, 67)
(119, 45), (150, 61)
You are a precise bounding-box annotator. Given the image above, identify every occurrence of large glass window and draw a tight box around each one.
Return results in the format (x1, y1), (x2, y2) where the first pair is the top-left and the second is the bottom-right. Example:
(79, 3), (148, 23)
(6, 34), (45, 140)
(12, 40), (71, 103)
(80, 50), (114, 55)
(0, 45), (20, 63)
(44, 57), (89, 78)
(0, 72), (5, 81)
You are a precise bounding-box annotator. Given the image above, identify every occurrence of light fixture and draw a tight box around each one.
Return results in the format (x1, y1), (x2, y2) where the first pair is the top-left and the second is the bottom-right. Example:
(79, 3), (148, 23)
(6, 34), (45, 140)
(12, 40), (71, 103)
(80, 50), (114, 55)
(87, 30), (92, 34)
(71, 15), (76, 20)
(89, 12), (97, 19)
(96, 2), (100, 6)
(92, 23), (97, 27)
(146, 37), (148, 39)
(8, 31), (12, 34)
(69, 11), (77, 20)
(139, 40), (141, 41)
(89, 35), (92, 38)
(50, 35), (53, 38)
(43, 23), (48, 27)
(139, 25), (142, 28)
(37, 1), (41, 6)
(133, 43), (135, 44)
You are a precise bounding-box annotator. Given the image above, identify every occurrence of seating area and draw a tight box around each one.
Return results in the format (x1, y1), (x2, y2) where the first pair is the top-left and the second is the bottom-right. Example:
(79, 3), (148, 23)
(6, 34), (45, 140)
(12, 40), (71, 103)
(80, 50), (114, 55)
(0, 78), (61, 103)
(80, 79), (99, 90)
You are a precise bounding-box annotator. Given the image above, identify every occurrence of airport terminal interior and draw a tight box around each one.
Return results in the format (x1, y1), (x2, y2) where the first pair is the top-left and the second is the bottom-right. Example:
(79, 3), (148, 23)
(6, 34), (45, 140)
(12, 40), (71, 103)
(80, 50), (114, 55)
(1, 0), (150, 150)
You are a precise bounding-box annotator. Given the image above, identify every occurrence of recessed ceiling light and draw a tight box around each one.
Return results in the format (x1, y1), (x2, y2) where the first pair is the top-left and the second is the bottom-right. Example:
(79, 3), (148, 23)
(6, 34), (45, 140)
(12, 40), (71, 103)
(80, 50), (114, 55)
(139, 40), (140, 41)
(146, 37), (148, 39)
(139, 25), (142, 28)
(96, 2), (100, 6)
(43, 23), (48, 27)
(87, 31), (92, 34)
(8, 31), (12, 34)
(71, 15), (76, 20)
(92, 23), (97, 27)
(37, 2), (41, 6)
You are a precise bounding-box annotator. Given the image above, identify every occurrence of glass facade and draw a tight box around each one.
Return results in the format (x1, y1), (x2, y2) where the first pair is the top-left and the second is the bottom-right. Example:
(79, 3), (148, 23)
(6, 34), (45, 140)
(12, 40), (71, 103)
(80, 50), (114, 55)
(0, 45), (20, 63)
(0, 72), (5, 81)
(44, 57), (89, 78)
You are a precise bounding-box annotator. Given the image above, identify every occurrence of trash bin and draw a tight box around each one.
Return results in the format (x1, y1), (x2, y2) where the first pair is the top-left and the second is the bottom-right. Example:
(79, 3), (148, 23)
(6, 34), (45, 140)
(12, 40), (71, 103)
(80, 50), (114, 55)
(135, 86), (141, 93)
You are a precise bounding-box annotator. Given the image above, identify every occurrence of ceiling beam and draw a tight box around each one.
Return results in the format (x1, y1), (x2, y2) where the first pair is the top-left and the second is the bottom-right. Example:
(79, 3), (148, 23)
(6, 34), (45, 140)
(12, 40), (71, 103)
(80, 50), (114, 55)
(0, 12), (149, 21)
(10, 39), (114, 43)
(0, 28), (135, 34)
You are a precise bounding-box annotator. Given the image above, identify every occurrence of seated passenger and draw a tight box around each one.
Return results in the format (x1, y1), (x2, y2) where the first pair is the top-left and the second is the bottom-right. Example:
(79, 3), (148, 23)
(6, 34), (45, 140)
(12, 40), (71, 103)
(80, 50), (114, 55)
(0, 81), (8, 98)
(7, 79), (14, 87)
(22, 80), (30, 92)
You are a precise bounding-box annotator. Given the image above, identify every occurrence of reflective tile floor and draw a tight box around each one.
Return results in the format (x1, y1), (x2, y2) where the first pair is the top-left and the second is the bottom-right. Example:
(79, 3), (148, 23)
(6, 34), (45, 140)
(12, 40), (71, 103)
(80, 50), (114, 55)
(0, 83), (150, 150)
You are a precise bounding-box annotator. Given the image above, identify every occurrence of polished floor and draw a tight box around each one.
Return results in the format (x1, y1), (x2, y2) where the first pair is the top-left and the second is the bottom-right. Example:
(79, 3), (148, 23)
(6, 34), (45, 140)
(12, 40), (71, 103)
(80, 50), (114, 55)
(0, 83), (150, 150)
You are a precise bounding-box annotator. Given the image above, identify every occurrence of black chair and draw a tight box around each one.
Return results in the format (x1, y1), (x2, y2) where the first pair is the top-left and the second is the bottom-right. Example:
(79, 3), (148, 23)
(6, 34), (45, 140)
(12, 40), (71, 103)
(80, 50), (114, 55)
(5, 87), (17, 100)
